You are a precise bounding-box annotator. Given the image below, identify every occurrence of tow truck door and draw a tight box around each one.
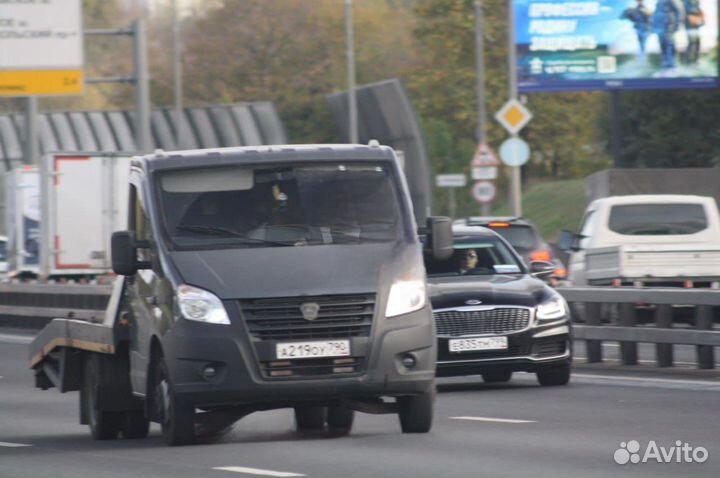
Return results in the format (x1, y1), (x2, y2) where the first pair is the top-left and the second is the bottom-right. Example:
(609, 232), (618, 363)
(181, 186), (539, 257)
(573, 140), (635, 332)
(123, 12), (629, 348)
(126, 182), (156, 395)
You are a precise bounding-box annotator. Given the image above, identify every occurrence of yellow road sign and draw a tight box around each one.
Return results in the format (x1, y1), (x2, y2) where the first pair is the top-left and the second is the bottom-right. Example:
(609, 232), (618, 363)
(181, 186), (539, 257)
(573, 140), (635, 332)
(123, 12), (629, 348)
(0, 70), (83, 97)
(495, 99), (533, 134)
(0, 0), (84, 97)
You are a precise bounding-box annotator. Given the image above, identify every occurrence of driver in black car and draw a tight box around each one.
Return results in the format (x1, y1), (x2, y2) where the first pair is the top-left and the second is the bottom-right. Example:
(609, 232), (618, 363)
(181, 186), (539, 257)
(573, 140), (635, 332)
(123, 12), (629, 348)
(456, 249), (478, 274)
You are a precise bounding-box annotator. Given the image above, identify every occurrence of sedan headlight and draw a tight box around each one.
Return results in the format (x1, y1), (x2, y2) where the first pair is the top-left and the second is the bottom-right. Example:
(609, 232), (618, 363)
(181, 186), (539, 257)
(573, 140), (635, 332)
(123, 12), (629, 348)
(536, 296), (567, 321)
(176, 284), (231, 325)
(385, 279), (427, 318)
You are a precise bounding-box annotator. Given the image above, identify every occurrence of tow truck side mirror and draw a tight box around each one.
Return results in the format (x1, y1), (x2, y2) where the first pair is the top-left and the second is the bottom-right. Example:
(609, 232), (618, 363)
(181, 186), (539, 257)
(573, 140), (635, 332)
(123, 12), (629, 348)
(111, 231), (150, 276)
(425, 216), (453, 261)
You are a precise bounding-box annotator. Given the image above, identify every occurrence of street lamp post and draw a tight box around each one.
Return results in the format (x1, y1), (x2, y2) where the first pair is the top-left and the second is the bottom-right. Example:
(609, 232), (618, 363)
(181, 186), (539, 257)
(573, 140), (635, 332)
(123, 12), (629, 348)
(345, 0), (358, 144)
(172, 0), (186, 149)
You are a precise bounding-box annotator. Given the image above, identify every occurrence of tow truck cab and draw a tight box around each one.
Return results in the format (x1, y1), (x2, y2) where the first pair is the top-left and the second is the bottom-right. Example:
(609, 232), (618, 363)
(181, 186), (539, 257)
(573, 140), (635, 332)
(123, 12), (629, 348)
(64, 144), (451, 445)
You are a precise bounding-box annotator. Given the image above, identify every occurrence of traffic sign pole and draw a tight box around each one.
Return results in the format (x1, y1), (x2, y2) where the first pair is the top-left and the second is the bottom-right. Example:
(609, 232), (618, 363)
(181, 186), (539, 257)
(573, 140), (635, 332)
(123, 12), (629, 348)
(507, 4), (522, 217)
(449, 188), (456, 219)
(474, 0), (486, 146)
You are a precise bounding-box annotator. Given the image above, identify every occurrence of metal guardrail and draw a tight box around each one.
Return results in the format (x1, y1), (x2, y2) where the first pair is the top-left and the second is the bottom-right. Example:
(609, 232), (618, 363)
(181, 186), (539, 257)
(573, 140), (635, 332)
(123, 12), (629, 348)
(1, 283), (717, 369)
(557, 287), (719, 369)
(0, 283), (111, 328)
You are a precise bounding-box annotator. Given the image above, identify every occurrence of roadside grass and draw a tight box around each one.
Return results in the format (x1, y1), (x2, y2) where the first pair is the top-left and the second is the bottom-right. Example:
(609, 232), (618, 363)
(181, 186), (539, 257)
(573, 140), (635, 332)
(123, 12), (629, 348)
(493, 179), (586, 241)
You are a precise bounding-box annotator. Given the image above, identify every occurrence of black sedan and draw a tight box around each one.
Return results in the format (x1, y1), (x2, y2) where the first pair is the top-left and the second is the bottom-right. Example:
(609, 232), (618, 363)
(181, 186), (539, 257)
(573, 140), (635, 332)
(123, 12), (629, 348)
(426, 226), (572, 386)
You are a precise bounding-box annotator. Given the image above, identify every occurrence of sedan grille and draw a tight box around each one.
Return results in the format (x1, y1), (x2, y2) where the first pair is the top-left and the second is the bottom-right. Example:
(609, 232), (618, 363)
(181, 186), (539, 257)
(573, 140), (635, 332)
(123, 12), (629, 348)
(434, 307), (531, 337)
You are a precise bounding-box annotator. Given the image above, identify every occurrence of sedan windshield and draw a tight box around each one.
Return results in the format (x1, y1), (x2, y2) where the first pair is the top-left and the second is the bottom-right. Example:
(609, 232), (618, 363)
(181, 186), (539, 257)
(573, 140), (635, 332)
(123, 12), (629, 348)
(425, 236), (525, 277)
(157, 163), (404, 250)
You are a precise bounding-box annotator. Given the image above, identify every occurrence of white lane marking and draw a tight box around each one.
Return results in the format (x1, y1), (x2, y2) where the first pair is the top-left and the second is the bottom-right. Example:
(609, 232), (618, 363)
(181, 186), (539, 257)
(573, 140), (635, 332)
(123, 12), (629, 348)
(0, 333), (34, 345)
(572, 373), (720, 387)
(0, 442), (32, 448)
(213, 467), (305, 477)
(449, 416), (536, 424)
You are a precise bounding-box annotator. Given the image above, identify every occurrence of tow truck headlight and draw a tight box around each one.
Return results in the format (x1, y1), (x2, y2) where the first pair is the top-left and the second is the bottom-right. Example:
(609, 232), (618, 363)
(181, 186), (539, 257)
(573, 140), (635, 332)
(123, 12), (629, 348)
(536, 296), (567, 322)
(385, 279), (427, 318)
(176, 285), (231, 325)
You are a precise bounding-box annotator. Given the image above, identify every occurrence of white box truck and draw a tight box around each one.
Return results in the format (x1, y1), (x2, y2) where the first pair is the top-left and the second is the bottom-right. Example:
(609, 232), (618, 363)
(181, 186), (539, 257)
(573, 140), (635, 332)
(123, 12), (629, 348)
(42, 153), (131, 277)
(5, 166), (41, 278)
(4, 153), (131, 279)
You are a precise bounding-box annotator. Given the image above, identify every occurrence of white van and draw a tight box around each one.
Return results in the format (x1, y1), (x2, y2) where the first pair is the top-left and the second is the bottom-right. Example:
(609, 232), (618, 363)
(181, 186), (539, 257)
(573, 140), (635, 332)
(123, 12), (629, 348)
(561, 195), (720, 287)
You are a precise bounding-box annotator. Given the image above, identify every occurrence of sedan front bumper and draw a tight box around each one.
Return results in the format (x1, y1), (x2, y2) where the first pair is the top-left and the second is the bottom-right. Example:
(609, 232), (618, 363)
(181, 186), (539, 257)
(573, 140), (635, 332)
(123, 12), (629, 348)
(436, 321), (571, 377)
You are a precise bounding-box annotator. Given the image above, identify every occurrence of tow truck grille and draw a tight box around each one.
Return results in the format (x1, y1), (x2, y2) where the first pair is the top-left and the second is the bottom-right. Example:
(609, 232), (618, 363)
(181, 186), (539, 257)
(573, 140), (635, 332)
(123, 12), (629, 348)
(240, 294), (374, 379)
(240, 294), (375, 341)
(434, 307), (531, 337)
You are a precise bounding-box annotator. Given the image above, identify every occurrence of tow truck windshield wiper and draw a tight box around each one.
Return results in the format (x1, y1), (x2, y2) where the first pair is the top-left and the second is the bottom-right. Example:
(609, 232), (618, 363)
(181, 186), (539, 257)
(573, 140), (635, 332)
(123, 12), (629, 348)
(175, 225), (295, 247)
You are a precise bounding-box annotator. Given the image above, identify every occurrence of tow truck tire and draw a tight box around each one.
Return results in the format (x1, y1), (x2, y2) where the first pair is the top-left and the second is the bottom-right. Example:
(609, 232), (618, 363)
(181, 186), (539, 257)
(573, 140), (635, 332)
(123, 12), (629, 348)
(536, 362), (571, 386)
(294, 406), (326, 432)
(326, 405), (354, 436)
(83, 355), (122, 440)
(482, 370), (513, 383)
(121, 410), (150, 439)
(398, 388), (435, 434)
(155, 359), (196, 446)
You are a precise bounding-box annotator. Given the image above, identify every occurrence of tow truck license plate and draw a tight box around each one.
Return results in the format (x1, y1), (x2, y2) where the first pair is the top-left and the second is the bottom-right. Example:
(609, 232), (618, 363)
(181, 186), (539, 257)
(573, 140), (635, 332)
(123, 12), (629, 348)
(276, 340), (351, 360)
(449, 336), (508, 353)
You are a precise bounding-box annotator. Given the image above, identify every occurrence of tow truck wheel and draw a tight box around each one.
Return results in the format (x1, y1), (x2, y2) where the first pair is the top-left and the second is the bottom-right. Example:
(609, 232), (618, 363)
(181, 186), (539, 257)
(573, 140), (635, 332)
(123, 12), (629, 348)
(482, 370), (513, 383)
(294, 406), (326, 432)
(83, 355), (121, 440)
(536, 362), (571, 386)
(326, 405), (354, 436)
(121, 410), (150, 439)
(155, 359), (195, 446)
(397, 387), (435, 434)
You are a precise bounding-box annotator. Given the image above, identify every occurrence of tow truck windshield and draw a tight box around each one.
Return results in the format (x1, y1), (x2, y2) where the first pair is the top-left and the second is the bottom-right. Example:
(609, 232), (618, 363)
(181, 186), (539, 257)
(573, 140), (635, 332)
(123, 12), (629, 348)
(156, 163), (404, 250)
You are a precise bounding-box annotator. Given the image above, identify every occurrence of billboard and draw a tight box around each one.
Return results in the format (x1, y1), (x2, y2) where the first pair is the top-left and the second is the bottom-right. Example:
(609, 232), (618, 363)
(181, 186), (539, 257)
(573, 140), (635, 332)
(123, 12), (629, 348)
(0, 0), (84, 96)
(515, 0), (719, 91)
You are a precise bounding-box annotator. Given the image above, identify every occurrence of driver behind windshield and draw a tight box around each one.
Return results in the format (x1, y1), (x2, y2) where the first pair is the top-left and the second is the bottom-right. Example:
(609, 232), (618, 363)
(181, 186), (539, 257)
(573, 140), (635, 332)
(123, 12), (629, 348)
(456, 249), (478, 274)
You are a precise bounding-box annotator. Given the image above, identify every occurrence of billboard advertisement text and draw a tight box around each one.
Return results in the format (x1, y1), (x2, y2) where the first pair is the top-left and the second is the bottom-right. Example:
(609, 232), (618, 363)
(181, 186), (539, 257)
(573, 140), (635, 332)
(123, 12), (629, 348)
(515, 0), (719, 91)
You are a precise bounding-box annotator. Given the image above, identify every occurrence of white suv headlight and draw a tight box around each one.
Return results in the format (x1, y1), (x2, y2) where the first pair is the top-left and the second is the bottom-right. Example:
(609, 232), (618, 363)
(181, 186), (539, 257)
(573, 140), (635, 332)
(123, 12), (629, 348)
(536, 296), (567, 321)
(176, 284), (231, 325)
(385, 279), (427, 318)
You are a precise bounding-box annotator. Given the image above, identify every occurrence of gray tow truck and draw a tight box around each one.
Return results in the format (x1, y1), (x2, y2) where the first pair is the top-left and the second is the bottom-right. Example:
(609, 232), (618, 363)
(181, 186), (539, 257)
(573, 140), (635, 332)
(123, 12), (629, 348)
(28, 143), (452, 446)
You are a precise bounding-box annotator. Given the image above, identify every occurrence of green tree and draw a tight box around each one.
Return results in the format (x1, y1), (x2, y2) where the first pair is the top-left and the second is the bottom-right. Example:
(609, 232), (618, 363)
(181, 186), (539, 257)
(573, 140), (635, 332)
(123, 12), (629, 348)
(149, 0), (419, 142)
(608, 89), (720, 168)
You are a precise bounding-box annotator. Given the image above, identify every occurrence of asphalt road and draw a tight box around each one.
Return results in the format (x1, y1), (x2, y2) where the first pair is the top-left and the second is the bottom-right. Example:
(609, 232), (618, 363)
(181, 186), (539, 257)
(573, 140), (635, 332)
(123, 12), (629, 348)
(1, 331), (719, 478)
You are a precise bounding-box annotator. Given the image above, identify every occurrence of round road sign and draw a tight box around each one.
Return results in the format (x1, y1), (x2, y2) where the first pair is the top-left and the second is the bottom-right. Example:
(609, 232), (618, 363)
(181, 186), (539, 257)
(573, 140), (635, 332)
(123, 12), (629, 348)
(471, 181), (496, 204)
(499, 137), (530, 167)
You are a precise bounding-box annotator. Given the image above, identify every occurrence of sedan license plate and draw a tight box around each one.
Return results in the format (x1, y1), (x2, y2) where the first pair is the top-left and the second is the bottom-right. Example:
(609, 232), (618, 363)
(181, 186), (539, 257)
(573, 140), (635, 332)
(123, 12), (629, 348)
(276, 340), (351, 360)
(449, 336), (508, 353)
